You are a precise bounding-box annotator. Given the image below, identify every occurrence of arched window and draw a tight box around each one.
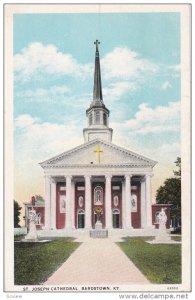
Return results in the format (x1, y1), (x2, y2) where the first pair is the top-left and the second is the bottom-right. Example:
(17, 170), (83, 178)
(103, 113), (107, 125)
(95, 111), (100, 124)
(113, 208), (120, 215)
(89, 113), (93, 125)
(94, 186), (103, 205)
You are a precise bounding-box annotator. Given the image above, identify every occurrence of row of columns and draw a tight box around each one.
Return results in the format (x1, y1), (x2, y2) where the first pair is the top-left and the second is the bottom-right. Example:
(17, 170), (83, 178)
(44, 174), (153, 230)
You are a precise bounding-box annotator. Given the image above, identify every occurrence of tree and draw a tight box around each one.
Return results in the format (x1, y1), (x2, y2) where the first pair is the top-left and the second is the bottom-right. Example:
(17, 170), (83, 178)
(173, 157), (181, 178)
(156, 158), (181, 226)
(14, 200), (22, 228)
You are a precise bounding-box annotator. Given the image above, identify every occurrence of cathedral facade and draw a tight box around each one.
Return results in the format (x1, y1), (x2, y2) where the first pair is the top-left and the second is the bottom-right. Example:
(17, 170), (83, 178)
(39, 41), (160, 234)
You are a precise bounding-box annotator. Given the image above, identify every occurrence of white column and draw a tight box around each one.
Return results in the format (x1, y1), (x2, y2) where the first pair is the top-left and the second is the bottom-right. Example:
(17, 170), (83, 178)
(105, 175), (112, 229)
(71, 180), (75, 229)
(50, 178), (56, 230)
(125, 175), (132, 229)
(44, 175), (51, 230)
(141, 177), (146, 228)
(146, 174), (153, 227)
(85, 175), (92, 229)
(122, 180), (126, 229)
(65, 175), (72, 230)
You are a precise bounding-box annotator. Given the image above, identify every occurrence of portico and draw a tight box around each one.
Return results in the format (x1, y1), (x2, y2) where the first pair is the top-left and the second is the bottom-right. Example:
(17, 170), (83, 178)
(43, 172), (153, 232)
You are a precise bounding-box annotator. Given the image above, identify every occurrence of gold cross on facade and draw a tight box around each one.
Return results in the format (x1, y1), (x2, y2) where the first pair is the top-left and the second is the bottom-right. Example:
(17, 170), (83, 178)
(94, 39), (100, 52)
(94, 144), (103, 164)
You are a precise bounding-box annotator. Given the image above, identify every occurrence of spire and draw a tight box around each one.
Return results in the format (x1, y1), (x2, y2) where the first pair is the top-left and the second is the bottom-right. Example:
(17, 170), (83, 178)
(93, 40), (103, 103)
(83, 41), (113, 142)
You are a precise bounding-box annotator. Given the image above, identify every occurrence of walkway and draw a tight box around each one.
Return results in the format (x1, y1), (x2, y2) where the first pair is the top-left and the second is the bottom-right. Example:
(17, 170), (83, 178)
(44, 238), (149, 285)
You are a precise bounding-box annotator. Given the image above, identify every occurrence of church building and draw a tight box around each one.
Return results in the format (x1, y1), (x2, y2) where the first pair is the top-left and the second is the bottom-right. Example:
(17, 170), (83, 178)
(39, 40), (165, 235)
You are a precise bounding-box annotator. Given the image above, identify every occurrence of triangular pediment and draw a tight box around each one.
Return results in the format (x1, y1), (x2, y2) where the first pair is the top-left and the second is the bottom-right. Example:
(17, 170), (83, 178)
(40, 139), (157, 168)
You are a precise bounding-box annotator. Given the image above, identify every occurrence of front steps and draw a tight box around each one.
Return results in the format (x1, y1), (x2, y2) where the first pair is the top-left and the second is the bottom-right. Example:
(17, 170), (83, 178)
(37, 227), (169, 240)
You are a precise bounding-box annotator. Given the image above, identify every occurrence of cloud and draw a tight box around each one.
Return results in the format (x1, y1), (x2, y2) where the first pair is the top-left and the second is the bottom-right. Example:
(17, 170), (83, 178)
(161, 81), (172, 90)
(164, 64), (180, 78)
(15, 114), (39, 129)
(15, 85), (92, 114)
(16, 85), (70, 98)
(14, 42), (93, 82)
(103, 81), (136, 102)
(143, 142), (180, 162)
(14, 114), (83, 165)
(123, 101), (180, 134)
(14, 114), (84, 206)
(15, 85), (71, 104)
(168, 64), (180, 72)
(101, 47), (158, 80)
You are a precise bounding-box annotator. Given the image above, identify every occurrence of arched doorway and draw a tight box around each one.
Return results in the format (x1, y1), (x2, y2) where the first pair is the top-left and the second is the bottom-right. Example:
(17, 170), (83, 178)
(77, 209), (85, 229)
(94, 207), (103, 225)
(113, 209), (120, 228)
(92, 183), (105, 228)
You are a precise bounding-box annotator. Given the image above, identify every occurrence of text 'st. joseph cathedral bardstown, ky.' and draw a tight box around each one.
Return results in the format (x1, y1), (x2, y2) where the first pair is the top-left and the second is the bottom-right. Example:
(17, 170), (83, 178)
(38, 40), (165, 235)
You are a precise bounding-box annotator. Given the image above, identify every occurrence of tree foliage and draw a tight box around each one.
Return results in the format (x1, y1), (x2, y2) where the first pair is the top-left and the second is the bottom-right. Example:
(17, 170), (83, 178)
(156, 178), (181, 219)
(14, 200), (22, 228)
(173, 157), (181, 178)
(35, 195), (45, 203)
(156, 157), (181, 221)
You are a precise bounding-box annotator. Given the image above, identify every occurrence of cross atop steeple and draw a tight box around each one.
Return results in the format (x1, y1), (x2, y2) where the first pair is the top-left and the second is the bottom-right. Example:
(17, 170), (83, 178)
(94, 39), (100, 52)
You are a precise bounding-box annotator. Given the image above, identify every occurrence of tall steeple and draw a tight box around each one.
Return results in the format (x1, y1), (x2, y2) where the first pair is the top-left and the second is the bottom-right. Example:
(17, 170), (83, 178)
(93, 40), (103, 103)
(83, 41), (113, 143)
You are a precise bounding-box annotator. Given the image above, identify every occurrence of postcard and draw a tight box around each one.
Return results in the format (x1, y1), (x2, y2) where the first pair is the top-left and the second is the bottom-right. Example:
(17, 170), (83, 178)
(3, 3), (191, 297)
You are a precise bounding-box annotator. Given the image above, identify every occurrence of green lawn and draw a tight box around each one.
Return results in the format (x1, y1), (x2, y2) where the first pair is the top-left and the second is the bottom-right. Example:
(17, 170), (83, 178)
(118, 237), (181, 284)
(14, 237), (80, 285)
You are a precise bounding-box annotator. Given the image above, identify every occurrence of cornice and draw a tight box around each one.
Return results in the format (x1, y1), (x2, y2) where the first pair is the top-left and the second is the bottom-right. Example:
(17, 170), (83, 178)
(41, 162), (153, 169)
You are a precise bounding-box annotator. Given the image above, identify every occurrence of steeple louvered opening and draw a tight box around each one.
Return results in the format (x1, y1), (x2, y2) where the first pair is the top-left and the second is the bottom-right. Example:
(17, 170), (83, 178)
(87, 108), (109, 127)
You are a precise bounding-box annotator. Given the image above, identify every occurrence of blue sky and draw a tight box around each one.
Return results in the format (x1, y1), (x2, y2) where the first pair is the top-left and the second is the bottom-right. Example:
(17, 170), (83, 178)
(13, 12), (181, 205)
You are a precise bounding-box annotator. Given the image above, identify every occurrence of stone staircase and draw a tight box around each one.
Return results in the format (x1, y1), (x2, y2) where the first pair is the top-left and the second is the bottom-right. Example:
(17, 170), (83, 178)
(37, 227), (163, 241)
